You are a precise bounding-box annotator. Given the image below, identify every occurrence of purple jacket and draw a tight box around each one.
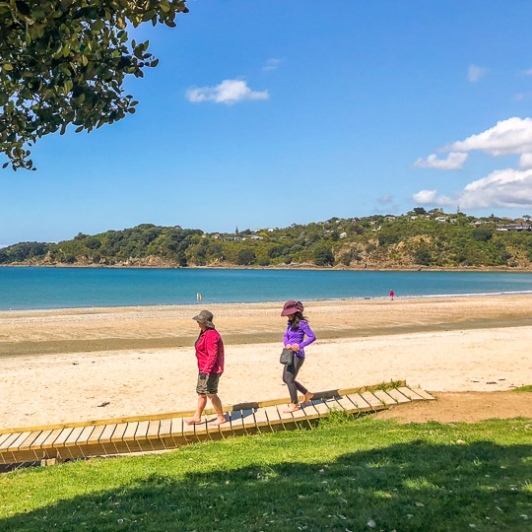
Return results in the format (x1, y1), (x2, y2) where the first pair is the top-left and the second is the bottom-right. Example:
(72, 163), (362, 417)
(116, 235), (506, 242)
(283, 319), (316, 357)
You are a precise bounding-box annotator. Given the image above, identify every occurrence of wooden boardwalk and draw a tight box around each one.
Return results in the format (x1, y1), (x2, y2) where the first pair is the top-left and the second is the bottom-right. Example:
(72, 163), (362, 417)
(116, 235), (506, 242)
(0, 384), (434, 466)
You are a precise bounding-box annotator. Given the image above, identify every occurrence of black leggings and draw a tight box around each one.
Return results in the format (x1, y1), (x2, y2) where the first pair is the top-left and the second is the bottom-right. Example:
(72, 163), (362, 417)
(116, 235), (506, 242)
(282, 356), (308, 405)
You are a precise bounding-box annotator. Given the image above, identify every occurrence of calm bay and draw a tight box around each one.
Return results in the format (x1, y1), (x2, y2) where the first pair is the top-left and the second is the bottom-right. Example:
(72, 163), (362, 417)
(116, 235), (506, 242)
(1, 267), (532, 311)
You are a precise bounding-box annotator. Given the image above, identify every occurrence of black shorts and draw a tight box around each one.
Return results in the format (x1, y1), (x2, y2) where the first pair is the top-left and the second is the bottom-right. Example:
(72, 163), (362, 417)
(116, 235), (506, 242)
(196, 373), (221, 395)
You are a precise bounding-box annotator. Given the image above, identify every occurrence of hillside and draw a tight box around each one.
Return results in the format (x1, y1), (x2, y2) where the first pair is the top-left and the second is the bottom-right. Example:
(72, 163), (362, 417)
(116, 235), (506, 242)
(2, 209), (532, 270)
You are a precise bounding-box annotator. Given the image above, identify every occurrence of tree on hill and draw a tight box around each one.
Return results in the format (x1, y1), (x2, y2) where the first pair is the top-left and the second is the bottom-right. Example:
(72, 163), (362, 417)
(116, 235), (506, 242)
(0, 0), (189, 171)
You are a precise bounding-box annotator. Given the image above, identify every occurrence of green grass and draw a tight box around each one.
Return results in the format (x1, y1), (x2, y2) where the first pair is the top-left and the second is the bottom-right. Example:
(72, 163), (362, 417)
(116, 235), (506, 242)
(375, 379), (404, 391)
(1, 415), (531, 531)
(514, 384), (532, 392)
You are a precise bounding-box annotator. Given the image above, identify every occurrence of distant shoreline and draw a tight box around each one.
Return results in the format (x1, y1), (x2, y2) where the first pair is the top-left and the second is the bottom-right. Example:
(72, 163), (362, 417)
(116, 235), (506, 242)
(2, 263), (532, 273)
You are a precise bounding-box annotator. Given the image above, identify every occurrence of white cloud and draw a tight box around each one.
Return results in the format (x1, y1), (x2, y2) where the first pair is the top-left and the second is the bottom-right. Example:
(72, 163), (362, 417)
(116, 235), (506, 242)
(468, 64), (487, 83)
(186, 79), (269, 105)
(413, 168), (532, 209)
(412, 117), (532, 211)
(412, 190), (438, 203)
(413, 152), (468, 170)
(523, 68), (532, 76)
(448, 117), (532, 156)
(262, 58), (282, 72)
(519, 153), (532, 168)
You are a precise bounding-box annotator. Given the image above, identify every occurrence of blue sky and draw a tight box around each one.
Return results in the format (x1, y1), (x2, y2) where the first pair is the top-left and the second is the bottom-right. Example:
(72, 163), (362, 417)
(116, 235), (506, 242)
(2, 0), (532, 246)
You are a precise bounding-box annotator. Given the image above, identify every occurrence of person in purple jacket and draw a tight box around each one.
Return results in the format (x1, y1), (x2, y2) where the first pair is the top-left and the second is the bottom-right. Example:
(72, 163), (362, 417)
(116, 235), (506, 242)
(280, 300), (316, 413)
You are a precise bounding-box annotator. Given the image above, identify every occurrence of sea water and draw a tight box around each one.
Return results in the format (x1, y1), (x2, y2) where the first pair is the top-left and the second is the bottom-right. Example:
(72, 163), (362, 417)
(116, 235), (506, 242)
(1, 267), (532, 311)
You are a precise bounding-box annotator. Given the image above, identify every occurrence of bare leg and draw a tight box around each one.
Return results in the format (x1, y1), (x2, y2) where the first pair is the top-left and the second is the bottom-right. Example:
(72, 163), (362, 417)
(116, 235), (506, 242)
(185, 394), (207, 424)
(207, 394), (227, 425)
(301, 392), (314, 404)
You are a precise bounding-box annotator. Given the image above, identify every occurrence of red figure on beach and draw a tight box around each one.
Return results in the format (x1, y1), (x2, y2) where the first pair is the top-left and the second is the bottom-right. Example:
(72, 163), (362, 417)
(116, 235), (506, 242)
(185, 310), (226, 426)
(389, 290), (395, 301)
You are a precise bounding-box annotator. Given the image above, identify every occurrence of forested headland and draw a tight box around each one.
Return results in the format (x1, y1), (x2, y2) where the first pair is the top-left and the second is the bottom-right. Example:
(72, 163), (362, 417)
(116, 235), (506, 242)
(2, 209), (532, 270)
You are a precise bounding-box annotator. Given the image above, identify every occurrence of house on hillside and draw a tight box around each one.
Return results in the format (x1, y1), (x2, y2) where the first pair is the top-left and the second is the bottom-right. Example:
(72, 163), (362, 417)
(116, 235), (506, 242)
(496, 224), (531, 232)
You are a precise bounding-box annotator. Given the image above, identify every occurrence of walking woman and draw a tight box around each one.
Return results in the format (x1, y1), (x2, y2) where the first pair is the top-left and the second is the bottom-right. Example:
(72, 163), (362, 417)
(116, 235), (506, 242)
(185, 310), (226, 426)
(280, 300), (316, 413)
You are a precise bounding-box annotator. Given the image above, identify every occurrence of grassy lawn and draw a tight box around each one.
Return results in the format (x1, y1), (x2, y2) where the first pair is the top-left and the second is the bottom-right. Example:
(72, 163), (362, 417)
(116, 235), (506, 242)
(1, 413), (531, 531)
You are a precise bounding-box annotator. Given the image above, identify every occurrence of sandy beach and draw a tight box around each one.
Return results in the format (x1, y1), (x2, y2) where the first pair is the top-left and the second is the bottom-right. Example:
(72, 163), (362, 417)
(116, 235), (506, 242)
(2, 294), (532, 429)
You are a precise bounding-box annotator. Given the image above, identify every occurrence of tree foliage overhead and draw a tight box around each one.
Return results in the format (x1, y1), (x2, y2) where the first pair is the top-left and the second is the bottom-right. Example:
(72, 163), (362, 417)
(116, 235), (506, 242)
(0, 0), (189, 171)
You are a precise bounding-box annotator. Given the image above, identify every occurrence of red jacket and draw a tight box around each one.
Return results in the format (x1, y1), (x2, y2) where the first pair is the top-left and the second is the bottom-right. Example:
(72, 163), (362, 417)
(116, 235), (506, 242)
(195, 328), (224, 374)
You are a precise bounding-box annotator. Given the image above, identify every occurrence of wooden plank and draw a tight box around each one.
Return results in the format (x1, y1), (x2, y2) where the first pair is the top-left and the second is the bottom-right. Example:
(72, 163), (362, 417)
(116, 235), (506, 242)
(373, 390), (398, 406)
(111, 423), (129, 442)
(29, 429), (54, 449)
(360, 391), (386, 411)
(74, 426), (96, 445)
(237, 408), (256, 427)
(237, 408), (257, 434)
(85, 425), (107, 444)
(159, 419), (172, 437)
(182, 417), (204, 435)
(263, 405), (286, 431)
(40, 429), (64, 448)
(344, 393), (372, 412)
(99, 424), (118, 443)
(322, 397), (348, 414)
(52, 427), (76, 447)
(147, 420), (161, 438)
(14, 430), (42, 450)
(401, 386), (434, 400)
(157, 419), (174, 448)
(277, 403), (307, 423)
(285, 405), (312, 429)
(386, 388), (412, 404)
(226, 410), (245, 432)
(169, 417), (185, 437)
(135, 421), (151, 440)
(308, 399), (332, 417)
(333, 395), (360, 414)
(0, 432), (13, 447)
(119, 422), (140, 453)
(63, 426), (86, 446)
(251, 407), (271, 431)
(174, 416), (196, 444)
(185, 419), (208, 441)
(107, 423), (131, 454)
(136, 421), (159, 451)
(8, 432), (33, 450)
(122, 422), (139, 441)
(0, 433), (22, 450)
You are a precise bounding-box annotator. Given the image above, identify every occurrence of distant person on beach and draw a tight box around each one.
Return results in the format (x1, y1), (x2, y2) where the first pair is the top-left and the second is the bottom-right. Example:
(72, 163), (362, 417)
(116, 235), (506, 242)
(280, 300), (316, 413)
(185, 310), (226, 426)
(389, 290), (395, 301)
(196, 292), (202, 302)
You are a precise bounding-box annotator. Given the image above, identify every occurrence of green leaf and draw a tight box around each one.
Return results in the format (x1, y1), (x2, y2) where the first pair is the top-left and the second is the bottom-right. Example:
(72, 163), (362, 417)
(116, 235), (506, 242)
(0, 0), (191, 171)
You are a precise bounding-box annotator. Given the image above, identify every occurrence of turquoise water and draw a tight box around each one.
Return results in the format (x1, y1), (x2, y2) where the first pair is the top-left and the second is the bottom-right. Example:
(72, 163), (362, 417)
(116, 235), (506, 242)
(1, 267), (532, 311)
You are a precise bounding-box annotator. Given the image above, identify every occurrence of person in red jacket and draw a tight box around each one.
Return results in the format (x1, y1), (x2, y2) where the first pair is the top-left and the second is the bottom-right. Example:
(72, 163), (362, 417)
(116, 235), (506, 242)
(185, 310), (227, 426)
